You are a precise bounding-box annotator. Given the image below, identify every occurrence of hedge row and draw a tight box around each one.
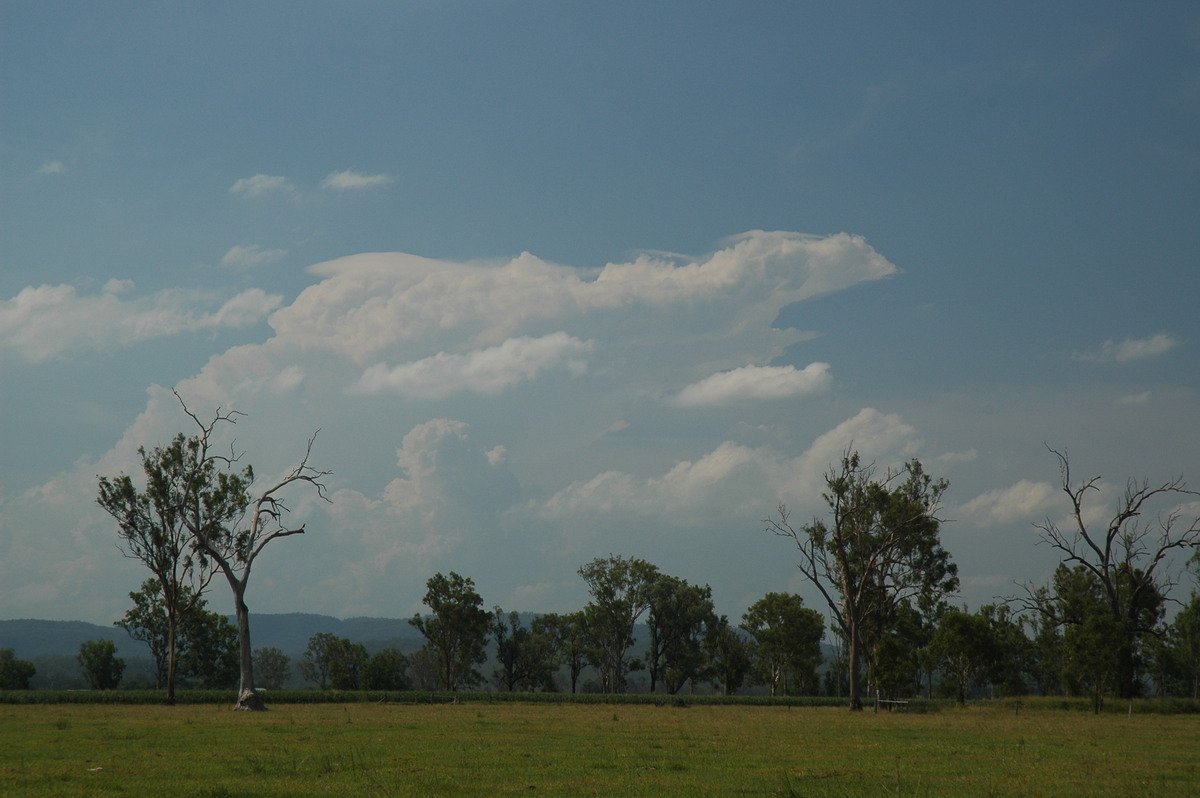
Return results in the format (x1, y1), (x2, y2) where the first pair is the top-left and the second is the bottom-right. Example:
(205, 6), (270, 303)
(2, 689), (1195, 713)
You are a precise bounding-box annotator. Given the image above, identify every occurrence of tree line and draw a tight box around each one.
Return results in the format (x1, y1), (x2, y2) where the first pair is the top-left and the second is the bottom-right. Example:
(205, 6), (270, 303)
(40, 397), (1198, 710)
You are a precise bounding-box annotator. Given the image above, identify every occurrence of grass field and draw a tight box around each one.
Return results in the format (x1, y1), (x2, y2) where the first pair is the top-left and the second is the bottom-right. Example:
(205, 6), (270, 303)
(2, 700), (1197, 796)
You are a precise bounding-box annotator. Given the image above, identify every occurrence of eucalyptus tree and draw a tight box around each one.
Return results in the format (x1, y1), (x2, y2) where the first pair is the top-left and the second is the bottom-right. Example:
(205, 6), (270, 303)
(578, 555), (659, 692)
(77, 639), (125, 690)
(102, 391), (329, 710)
(98, 432), (225, 703)
(741, 592), (824, 696)
(176, 397), (329, 709)
(409, 571), (492, 691)
(766, 451), (958, 710)
(927, 610), (997, 705)
(1023, 447), (1197, 699)
(704, 615), (753, 696)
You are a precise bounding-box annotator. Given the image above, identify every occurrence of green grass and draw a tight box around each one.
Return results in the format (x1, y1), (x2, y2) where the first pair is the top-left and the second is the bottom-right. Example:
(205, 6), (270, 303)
(2, 701), (1197, 796)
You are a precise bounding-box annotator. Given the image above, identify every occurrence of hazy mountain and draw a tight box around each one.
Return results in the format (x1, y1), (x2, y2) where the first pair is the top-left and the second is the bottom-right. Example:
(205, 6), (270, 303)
(0, 614), (425, 660)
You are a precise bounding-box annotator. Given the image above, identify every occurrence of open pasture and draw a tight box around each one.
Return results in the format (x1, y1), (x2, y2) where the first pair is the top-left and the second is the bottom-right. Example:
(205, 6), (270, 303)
(2, 701), (1196, 796)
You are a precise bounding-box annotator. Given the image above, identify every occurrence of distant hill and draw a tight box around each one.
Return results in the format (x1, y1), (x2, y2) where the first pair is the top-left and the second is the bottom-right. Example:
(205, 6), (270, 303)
(0, 614), (425, 660)
(0, 619), (150, 659)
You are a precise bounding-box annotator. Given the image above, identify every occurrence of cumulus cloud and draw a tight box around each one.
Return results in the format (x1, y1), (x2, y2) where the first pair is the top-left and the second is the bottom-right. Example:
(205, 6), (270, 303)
(1074, 333), (1180, 363)
(36, 160), (66, 176)
(537, 407), (924, 525)
(320, 169), (393, 191)
(220, 244), (287, 269)
(229, 173), (294, 197)
(2, 231), (919, 621)
(272, 231), (896, 366)
(0, 282), (283, 362)
(958, 480), (1058, 525)
(354, 333), (591, 398)
(676, 363), (831, 405)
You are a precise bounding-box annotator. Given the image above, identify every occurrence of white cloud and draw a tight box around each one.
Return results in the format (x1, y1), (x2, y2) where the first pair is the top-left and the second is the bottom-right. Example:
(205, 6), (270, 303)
(677, 363), (831, 406)
(320, 169), (393, 191)
(1118, 391), (1152, 405)
(220, 244), (287, 269)
(538, 407), (924, 525)
(36, 160), (66, 176)
(958, 480), (1058, 525)
(1074, 333), (1180, 363)
(272, 231), (896, 366)
(0, 282), (283, 362)
(0, 232), (919, 622)
(353, 333), (591, 398)
(229, 173), (294, 197)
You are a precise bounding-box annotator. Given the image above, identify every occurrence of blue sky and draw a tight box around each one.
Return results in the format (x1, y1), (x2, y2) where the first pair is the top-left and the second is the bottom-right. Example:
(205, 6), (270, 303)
(3, 2), (1199, 627)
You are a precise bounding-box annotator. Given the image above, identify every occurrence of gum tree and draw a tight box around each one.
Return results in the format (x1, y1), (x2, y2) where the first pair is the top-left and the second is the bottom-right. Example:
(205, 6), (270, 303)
(103, 392), (328, 710)
(766, 451), (958, 710)
(1026, 447), (1199, 699)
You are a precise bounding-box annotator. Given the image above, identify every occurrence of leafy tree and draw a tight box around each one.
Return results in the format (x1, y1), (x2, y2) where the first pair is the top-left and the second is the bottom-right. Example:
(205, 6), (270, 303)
(362, 648), (410, 691)
(0, 649), (36, 689)
(97, 430), (221, 703)
(535, 611), (589, 693)
(1026, 448), (1198, 699)
(741, 592), (824, 696)
(252, 647), (291, 690)
(327, 638), (369, 690)
(115, 577), (238, 689)
(646, 575), (716, 694)
(178, 609), (239, 689)
(300, 633), (369, 689)
(766, 452), (957, 710)
(704, 615), (753, 696)
(927, 610), (996, 705)
(409, 572), (492, 691)
(1162, 593), (1200, 698)
(1027, 615), (1063, 696)
(114, 578), (179, 690)
(578, 555), (659, 692)
(978, 603), (1031, 697)
(492, 610), (558, 692)
(77, 639), (125, 690)
(301, 632), (341, 689)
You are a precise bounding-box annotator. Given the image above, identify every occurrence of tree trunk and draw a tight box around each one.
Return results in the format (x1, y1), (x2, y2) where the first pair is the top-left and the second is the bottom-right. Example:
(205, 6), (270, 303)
(231, 585), (265, 711)
(847, 632), (863, 711)
(165, 612), (177, 705)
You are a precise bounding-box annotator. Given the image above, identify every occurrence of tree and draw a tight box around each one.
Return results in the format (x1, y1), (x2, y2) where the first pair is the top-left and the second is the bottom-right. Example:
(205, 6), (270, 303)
(704, 615), (753, 696)
(253, 647), (291, 690)
(114, 579), (178, 690)
(978, 603), (1031, 697)
(172, 395), (330, 710)
(766, 451), (958, 710)
(1161, 593), (1200, 698)
(646, 575), (716, 694)
(578, 555), (659, 692)
(77, 639), (125, 690)
(492, 610), (558, 692)
(1027, 447), (1199, 699)
(301, 632), (341, 689)
(409, 572), (492, 691)
(115, 577), (238, 690)
(927, 610), (996, 705)
(0, 649), (36, 689)
(535, 611), (589, 693)
(178, 609), (239, 689)
(327, 639), (369, 690)
(362, 649), (410, 691)
(98, 432), (223, 703)
(741, 592), (824, 696)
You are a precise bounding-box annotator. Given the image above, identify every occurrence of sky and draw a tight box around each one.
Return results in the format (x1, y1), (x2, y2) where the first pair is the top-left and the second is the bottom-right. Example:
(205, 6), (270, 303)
(2, 1), (1199, 629)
